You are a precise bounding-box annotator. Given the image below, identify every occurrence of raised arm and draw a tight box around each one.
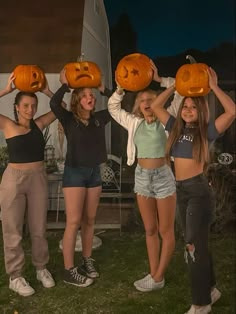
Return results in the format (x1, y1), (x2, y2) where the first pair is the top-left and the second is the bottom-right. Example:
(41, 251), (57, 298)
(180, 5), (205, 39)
(0, 72), (15, 97)
(0, 73), (16, 131)
(35, 78), (57, 130)
(209, 68), (236, 134)
(97, 79), (113, 98)
(150, 60), (183, 117)
(107, 85), (138, 130)
(49, 69), (71, 118)
(151, 85), (176, 126)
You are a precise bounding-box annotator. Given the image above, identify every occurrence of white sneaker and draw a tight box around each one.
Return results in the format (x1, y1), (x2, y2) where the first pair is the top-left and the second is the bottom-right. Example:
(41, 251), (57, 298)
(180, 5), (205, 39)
(36, 269), (55, 288)
(9, 277), (35, 297)
(185, 304), (211, 314)
(135, 276), (165, 292)
(211, 287), (221, 305)
(134, 274), (151, 287)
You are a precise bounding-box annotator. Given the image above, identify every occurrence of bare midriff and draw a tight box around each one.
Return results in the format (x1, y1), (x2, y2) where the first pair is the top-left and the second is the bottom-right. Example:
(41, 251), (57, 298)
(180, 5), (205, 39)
(9, 160), (44, 170)
(137, 157), (166, 169)
(174, 158), (204, 181)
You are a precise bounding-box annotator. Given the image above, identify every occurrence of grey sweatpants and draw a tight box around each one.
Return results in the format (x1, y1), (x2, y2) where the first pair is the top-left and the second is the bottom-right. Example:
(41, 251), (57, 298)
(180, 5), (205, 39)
(0, 165), (49, 278)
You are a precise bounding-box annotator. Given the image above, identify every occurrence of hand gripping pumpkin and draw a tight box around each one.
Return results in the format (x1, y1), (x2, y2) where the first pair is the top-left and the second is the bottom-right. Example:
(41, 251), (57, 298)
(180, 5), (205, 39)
(115, 53), (153, 91)
(64, 61), (102, 89)
(13, 65), (46, 93)
(175, 55), (210, 97)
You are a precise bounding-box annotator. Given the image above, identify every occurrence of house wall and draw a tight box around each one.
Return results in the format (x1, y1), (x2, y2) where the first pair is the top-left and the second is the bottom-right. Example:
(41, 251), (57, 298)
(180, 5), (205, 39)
(0, 0), (112, 155)
(82, 0), (113, 152)
(0, 0), (85, 73)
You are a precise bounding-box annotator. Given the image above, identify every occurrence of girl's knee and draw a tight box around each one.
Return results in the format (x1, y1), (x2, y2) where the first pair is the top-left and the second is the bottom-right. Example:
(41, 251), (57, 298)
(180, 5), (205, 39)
(66, 220), (80, 230)
(82, 216), (96, 227)
(184, 243), (196, 263)
(145, 227), (158, 237)
(159, 227), (175, 240)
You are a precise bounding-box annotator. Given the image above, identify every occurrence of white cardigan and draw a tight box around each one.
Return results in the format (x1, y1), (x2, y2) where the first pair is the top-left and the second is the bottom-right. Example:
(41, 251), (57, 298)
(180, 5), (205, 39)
(107, 77), (183, 166)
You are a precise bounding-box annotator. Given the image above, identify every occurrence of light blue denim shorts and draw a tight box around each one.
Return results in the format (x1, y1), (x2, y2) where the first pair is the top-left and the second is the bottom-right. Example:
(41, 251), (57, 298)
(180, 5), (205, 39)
(134, 164), (176, 198)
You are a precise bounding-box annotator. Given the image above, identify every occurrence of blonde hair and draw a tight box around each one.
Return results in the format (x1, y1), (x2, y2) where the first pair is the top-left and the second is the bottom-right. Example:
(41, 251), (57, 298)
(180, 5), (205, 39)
(132, 88), (159, 118)
(70, 88), (96, 125)
(166, 96), (210, 165)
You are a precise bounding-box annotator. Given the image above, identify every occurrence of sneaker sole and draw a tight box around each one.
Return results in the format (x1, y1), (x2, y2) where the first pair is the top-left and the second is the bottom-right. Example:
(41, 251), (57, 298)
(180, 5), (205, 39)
(86, 272), (99, 279)
(79, 267), (99, 279)
(135, 284), (165, 292)
(63, 279), (93, 288)
(184, 306), (211, 314)
(9, 287), (35, 297)
(37, 279), (55, 288)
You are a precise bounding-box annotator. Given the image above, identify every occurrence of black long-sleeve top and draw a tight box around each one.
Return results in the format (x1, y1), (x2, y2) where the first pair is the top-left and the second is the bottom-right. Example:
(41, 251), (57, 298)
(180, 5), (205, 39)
(50, 84), (112, 167)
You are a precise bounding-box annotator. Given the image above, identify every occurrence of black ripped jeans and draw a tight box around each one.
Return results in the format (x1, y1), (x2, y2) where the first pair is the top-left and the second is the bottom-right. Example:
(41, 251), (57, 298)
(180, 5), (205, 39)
(176, 173), (216, 306)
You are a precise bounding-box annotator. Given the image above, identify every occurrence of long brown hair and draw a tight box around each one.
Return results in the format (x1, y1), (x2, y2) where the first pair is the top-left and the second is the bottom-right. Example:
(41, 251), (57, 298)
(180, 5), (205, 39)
(166, 96), (210, 165)
(70, 87), (95, 125)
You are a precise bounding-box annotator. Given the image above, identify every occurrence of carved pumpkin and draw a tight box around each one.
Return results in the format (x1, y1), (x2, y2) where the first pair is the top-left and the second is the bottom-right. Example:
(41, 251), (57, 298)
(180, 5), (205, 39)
(115, 53), (153, 91)
(64, 62), (102, 89)
(175, 55), (210, 97)
(13, 65), (46, 93)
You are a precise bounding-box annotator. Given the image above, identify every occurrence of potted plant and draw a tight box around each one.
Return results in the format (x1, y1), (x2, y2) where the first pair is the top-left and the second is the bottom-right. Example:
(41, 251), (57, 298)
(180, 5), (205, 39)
(0, 146), (9, 176)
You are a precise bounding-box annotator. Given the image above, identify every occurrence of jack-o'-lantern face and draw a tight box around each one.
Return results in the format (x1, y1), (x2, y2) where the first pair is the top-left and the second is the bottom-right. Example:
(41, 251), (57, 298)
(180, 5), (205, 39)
(175, 63), (210, 97)
(13, 65), (46, 93)
(64, 62), (101, 89)
(115, 53), (153, 91)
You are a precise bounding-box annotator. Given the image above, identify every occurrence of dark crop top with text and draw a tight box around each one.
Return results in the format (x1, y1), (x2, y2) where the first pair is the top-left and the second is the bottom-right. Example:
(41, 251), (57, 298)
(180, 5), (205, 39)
(6, 120), (45, 163)
(165, 115), (219, 158)
(50, 84), (111, 168)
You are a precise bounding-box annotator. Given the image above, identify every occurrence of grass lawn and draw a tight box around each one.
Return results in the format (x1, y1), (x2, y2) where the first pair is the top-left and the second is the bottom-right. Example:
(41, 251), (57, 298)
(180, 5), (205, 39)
(0, 226), (235, 314)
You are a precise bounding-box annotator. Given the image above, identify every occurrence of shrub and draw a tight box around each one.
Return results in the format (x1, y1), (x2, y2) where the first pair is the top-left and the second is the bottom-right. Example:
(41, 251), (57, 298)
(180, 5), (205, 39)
(207, 163), (236, 232)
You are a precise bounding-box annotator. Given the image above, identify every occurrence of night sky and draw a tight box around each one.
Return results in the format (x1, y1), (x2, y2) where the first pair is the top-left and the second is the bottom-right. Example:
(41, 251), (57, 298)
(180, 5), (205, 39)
(104, 0), (236, 58)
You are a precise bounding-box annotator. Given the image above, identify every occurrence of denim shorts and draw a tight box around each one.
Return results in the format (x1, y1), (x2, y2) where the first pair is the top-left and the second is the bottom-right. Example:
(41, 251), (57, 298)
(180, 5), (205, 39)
(62, 165), (102, 188)
(134, 164), (176, 198)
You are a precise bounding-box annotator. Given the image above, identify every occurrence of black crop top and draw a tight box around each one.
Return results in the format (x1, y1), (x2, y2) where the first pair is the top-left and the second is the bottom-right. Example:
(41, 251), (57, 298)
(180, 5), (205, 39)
(50, 84), (111, 167)
(165, 115), (219, 158)
(6, 120), (45, 163)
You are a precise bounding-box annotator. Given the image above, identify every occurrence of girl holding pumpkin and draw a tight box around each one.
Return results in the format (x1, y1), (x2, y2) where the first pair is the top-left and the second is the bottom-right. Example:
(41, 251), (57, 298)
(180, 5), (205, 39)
(0, 73), (56, 297)
(107, 61), (181, 292)
(150, 67), (235, 314)
(49, 69), (112, 288)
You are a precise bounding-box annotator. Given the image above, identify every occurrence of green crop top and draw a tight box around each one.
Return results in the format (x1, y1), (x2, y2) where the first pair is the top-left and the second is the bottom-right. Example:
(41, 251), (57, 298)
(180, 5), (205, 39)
(134, 120), (167, 158)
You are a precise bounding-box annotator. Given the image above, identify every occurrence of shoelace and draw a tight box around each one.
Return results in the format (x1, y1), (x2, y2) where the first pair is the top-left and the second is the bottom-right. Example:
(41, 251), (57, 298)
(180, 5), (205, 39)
(14, 277), (29, 288)
(39, 269), (52, 279)
(84, 258), (96, 272)
(70, 267), (86, 282)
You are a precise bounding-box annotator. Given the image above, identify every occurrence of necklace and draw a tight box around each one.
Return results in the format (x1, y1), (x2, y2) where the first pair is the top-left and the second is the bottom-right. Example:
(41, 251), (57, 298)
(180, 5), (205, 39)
(185, 123), (198, 129)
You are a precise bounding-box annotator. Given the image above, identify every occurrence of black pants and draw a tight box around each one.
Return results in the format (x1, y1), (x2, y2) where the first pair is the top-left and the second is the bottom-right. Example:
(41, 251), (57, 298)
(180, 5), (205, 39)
(176, 173), (216, 306)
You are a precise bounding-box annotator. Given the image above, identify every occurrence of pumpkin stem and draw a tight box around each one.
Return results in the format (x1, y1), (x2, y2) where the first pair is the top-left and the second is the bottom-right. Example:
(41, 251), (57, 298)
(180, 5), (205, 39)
(186, 55), (197, 64)
(77, 52), (85, 62)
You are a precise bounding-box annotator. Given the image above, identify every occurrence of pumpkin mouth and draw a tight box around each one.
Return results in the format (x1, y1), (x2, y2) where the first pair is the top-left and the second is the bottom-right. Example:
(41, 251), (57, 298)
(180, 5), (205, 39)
(76, 74), (93, 80)
(31, 82), (40, 88)
(189, 87), (204, 94)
